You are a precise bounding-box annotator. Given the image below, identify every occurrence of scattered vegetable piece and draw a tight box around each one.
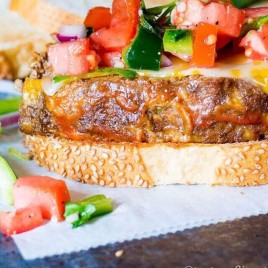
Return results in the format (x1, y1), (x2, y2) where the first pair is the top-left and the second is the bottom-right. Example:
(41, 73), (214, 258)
(231, 0), (256, 8)
(163, 29), (193, 62)
(190, 22), (218, 68)
(8, 148), (29, 161)
(0, 97), (21, 116)
(48, 38), (97, 75)
(90, 0), (140, 52)
(123, 26), (163, 70)
(240, 15), (268, 37)
(0, 156), (17, 205)
(13, 176), (70, 221)
(0, 206), (43, 236)
(64, 194), (113, 228)
(240, 23), (268, 60)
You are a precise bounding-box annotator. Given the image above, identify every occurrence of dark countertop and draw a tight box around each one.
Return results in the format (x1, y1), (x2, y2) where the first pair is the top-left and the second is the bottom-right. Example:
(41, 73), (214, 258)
(1, 214), (268, 268)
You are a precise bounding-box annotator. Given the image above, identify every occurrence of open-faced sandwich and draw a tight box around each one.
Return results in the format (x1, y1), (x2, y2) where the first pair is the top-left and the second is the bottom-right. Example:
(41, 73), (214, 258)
(19, 0), (268, 187)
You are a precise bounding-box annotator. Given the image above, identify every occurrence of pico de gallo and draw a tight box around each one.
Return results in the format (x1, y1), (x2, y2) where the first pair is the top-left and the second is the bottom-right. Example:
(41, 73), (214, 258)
(47, 0), (268, 76)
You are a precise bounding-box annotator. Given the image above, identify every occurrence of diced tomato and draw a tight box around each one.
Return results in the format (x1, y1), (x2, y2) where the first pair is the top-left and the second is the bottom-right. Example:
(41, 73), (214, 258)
(84, 7), (112, 31)
(13, 176), (70, 221)
(240, 23), (268, 60)
(90, 0), (140, 52)
(172, 0), (244, 38)
(243, 7), (268, 19)
(191, 22), (218, 68)
(0, 206), (43, 236)
(202, 2), (245, 37)
(99, 51), (124, 67)
(48, 38), (98, 75)
(216, 35), (232, 50)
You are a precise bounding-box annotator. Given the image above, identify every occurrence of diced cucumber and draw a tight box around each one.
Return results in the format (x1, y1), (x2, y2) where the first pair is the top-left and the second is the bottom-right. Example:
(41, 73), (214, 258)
(163, 29), (193, 60)
(0, 156), (17, 205)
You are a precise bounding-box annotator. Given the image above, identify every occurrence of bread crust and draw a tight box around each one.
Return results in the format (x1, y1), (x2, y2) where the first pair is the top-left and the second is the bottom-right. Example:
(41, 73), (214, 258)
(25, 135), (268, 187)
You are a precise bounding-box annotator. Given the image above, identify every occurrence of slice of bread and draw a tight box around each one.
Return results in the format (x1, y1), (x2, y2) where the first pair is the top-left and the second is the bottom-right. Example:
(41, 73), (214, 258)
(0, 11), (52, 79)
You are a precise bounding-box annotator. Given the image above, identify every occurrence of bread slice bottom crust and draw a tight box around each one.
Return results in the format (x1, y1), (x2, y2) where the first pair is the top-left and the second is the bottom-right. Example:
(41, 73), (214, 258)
(25, 134), (268, 187)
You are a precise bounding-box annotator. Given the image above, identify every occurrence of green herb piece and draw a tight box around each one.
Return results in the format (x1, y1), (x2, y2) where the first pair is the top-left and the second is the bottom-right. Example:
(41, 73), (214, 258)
(64, 194), (113, 228)
(240, 16), (268, 37)
(231, 0), (257, 8)
(0, 155), (17, 205)
(123, 26), (163, 70)
(8, 148), (29, 161)
(0, 97), (21, 116)
(163, 29), (193, 59)
(53, 68), (138, 85)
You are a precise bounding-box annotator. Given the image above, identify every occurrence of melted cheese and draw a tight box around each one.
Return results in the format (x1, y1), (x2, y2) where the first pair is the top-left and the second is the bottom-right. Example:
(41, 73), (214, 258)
(137, 54), (268, 92)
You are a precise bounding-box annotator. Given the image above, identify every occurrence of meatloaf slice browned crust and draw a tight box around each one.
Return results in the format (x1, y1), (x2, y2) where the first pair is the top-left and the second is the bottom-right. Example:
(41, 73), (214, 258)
(19, 75), (268, 144)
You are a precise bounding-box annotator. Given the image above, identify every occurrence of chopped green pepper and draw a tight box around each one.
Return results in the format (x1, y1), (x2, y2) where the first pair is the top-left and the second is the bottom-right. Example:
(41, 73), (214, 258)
(53, 68), (138, 84)
(240, 16), (268, 37)
(123, 25), (163, 71)
(64, 194), (113, 228)
(163, 29), (193, 60)
(0, 97), (21, 116)
(8, 148), (29, 161)
(231, 0), (258, 8)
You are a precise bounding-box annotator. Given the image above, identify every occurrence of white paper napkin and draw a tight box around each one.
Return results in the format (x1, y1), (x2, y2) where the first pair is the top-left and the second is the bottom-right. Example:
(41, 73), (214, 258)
(1, 129), (268, 260)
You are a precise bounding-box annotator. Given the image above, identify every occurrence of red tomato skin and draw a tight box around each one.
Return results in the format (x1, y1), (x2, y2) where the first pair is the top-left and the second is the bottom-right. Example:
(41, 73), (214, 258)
(240, 23), (268, 60)
(13, 176), (70, 222)
(202, 2), (245, 37)
(90, 0), (140, 52)
(0, 206), (43, 236)
(48, 39), (94, 75)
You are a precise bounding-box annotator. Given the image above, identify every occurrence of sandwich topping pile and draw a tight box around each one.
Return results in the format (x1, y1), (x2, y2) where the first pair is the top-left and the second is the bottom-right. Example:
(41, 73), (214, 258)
(19, 0), (268, 187)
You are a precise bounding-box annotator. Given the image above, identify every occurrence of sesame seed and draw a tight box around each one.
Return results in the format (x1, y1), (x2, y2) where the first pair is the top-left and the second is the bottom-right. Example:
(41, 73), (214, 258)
(92, 176), (98, 183)
(134, 155), (141, 163)
(99, 169), (104, 176)
(127, 164), (133, 172)
(40, 152), (45, 159)
(93, 156), (99, 161)
(254, 156), (261, 161)
(229, 168), (236, 174)
(93, 171), (99, 179)
(257, 149), (265, 155)
(120, 145), (125, 152)
(244, 145), (251, 152)
(119, 163), (126, 171)
(134, 174), (141, 182)
(90, 149), (96, 157)
(255, 164), (262, 170)
(99, 180), (105, 186)
(115, 250), (124, 258)
(102, 152), (109, 159)
(75, 150), (81, 156)
(224, 158), (232, 166)
(234, 164), (240, 169)
(127, 180), (133, 186)
(53, 154), (58, 160)
(138, 178), (144, 186)
(84, 174), (90, 180)
(261, 143), (268, 148)
(260, 174), (266, 180)
(70, 158), (75, 164)
(91, 164), (97, 172)
(113, 164), (119, 171)
(243, 168), (251, 174)
(238, 152), (246, 160)
(107, 175), (112, 182)
(98, 160), (105, 166)
(221, 169), (227, 176)
(143, 181), (148, 188)
(253, 169), (260, 175)
(75, 165), (80, 173)
(109, 182), (115, 187)
(118, 171), (125, 178)
(82, 164), (88, 171)
(120, 178), (127, 184)
(139, 165), (145, 172)
(240, 175), (245, 182)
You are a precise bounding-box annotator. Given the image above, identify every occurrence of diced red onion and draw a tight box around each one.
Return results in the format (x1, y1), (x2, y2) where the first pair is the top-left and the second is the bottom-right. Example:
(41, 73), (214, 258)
(0, 112), (19, 127)
(171, 52), (191, 63)
(57, 25), (87, 42)
(160, 54), (173, 68)
(56, 34), (78, 42)
(243, 7), (268, 19)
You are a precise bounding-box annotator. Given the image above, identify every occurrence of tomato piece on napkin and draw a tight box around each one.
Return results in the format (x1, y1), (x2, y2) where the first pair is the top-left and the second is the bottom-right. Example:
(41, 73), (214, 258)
(0, 206), (43, 236)
(13, 176), (70, 221)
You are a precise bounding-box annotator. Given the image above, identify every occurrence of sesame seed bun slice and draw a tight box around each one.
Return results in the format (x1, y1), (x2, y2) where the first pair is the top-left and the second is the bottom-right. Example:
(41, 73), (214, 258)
(25, 135), (268, 187)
